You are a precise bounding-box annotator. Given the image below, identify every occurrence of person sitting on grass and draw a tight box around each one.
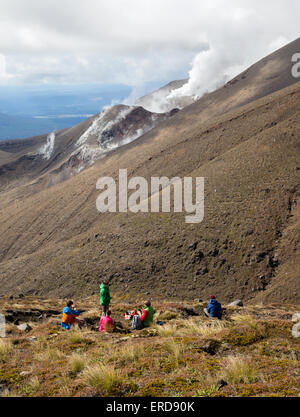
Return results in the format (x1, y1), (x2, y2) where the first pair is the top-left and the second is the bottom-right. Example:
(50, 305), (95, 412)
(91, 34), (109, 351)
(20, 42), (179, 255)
(139, 300), (155, 328)
(61, 300), (80, 330)
(204, 295), (222, 320)
(99, 309), (115, 333)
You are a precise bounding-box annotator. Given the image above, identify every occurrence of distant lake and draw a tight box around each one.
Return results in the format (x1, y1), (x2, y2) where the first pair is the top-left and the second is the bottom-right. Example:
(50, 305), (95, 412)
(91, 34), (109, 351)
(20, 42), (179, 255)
(0, 83), (132, 140)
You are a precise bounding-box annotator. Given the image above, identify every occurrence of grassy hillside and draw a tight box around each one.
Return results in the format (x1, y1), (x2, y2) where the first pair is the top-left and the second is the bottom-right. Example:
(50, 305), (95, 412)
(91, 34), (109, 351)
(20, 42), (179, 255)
(0, 295), (299, 397)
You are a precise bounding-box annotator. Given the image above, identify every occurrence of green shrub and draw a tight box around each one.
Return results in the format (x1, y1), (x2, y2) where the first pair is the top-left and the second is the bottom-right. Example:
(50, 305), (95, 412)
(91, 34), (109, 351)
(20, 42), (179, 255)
(140, 380), (166, 397)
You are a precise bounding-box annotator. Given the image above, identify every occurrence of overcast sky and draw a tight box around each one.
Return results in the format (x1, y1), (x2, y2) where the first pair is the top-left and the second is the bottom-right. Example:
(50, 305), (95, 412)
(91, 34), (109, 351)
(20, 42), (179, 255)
(0, 0), (299, 91)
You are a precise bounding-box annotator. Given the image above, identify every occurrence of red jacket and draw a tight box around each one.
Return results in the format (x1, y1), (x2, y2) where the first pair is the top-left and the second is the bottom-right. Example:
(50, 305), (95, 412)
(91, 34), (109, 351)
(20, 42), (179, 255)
(140, 308), (148, 322)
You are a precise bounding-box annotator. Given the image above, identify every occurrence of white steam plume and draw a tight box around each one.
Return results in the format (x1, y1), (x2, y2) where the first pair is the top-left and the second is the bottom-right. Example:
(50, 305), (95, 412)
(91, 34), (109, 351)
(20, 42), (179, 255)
(38, 132), (56, 160)
(168, 35), (292, 102)
(167, 48), (241, 101)
(76, 106), (134, 147)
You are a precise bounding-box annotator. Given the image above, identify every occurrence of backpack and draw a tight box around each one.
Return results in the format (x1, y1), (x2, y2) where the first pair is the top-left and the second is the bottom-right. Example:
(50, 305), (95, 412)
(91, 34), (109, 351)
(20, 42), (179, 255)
(131, 315), (144, 330)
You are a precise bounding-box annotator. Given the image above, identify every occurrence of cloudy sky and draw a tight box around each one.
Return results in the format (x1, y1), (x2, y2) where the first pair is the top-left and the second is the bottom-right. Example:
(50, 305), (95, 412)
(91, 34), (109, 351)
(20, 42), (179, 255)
(0, 0), (299, 94)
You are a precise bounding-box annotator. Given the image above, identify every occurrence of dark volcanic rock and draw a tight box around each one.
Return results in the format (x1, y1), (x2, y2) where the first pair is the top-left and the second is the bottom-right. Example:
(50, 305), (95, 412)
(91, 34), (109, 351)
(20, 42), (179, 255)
(216, 379), (228, 390)
(5, 309), (61, 323)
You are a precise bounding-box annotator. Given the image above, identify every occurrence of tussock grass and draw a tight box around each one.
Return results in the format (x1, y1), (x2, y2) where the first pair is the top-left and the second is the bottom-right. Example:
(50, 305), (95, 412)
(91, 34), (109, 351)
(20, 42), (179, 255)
(157, 324), (178, 337)
(119, 343), (144, 363)
(196, 372), (217, 388)
(68, 330), (87, 344)
(231, 314), (256, 327)
(59, 386), (71, 397)
(35, 346), (65, 361)
(162, 339), (183, 362)
(81, 364), (122, 394)
(178, 319), (226, 337)
(1, 388), (18, 397)
(220, 356), (259, 384)
(26, 376), (40, 393)
(157, 311), (178, 321)
(0, 338), (12, 361)
(1, 296), (299, 397)
(58, 374), (72, 396)
(69, 353), (86, 376)
(67, 329), (94, 346)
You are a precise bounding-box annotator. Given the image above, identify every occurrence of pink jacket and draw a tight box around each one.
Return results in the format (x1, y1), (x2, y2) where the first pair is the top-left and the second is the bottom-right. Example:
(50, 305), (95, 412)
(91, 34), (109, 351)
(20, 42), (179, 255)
(99, 316), (114, 333)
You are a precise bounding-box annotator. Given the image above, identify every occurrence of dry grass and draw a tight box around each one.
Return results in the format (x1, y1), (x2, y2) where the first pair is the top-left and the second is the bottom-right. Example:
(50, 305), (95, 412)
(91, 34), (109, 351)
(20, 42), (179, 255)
(1, 388), (19, 397)
(162, 339), (184, 363)
(0, 297), (299, 397)
(231, 314), (256, 327)
(220, 356), (259, 384)
(157, 311), (179, 321)
(157, 324), (178, 337)
(177, 319), (226, 337)
(81, 308), (100, 319)
(67, 329), (95, 345)
(35, 345), (65, 361)
(26, 376), (40, 393)
(118, 343), (144, 363)
(58, 374), (73, 397)
(68, 330), (87, 344)
(69, 353), (86, 376)
(0, 338), (12, 361)
(4, 323), (17, 335)
(80, 364), (122, 394)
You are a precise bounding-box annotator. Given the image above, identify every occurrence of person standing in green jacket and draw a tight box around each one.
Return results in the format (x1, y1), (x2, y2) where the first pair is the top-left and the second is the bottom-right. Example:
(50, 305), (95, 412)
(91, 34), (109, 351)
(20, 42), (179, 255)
(100, 280), (111, 316)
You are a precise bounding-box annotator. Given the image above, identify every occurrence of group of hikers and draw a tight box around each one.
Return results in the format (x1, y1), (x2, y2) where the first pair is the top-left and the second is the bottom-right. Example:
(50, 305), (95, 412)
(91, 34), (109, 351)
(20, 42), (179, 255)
(60, 280), (222, 332)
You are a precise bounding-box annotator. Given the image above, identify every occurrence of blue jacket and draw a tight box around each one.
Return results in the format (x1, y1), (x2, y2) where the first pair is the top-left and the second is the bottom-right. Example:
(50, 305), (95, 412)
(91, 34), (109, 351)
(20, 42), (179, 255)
(61, 307), (80, 330)
(207, 299), (222, 319)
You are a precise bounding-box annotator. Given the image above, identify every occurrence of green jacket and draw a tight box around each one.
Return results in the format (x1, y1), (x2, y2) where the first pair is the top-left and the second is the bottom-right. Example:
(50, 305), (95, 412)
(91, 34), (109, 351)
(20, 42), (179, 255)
(100, 283), (111, 306)
(143, 306), (155, 327)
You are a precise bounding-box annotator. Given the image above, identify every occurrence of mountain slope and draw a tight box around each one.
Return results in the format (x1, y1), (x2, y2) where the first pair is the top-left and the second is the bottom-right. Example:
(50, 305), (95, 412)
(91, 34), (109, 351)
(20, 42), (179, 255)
(0, 39), (299, 303)
(0, 81), (299, 302)
(0, 105), (178, 190)
(1, 38), (299, 192)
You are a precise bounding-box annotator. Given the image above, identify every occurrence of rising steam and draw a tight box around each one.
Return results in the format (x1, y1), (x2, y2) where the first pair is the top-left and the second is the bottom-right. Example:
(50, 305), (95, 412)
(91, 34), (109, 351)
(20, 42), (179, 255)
(38, 132), (56, 160)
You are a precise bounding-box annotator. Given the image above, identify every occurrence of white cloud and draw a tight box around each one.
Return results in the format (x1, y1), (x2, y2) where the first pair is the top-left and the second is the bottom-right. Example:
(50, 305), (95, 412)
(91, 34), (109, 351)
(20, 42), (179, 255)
(0, 54), (6, 75)
(168, 1), (300, 102)
(0, 0), (299, 87)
